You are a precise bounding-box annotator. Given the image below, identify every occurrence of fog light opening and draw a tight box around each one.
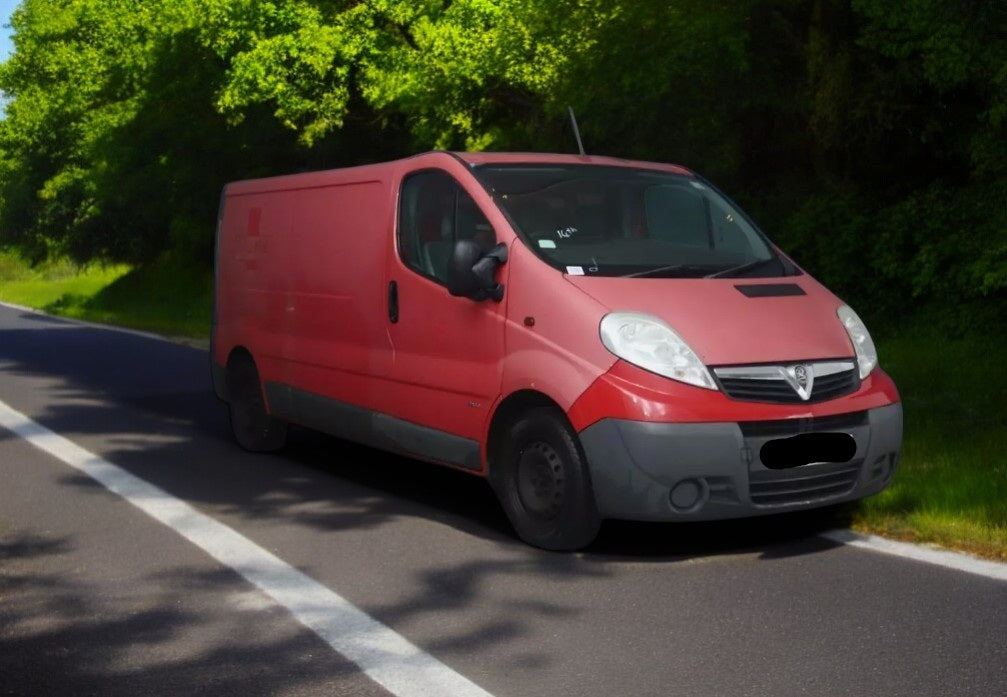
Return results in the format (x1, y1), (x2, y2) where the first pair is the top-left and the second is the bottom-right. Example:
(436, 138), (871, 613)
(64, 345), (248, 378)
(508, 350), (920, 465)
(669, 478), (709, 514)
(868, 453), (898, 485)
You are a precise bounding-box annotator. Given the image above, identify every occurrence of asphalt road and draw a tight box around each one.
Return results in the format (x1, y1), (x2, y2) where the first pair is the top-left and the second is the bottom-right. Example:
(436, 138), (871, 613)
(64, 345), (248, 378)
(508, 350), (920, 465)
(1, 303), (1005, 697)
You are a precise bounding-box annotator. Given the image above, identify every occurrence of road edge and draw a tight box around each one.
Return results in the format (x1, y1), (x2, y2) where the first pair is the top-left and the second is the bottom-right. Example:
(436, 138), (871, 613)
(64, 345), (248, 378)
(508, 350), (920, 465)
(0, 300), (210, 349)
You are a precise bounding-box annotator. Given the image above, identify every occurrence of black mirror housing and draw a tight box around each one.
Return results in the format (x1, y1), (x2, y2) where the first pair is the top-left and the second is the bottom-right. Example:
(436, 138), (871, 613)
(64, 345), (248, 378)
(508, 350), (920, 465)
(447, 240), (507, 302)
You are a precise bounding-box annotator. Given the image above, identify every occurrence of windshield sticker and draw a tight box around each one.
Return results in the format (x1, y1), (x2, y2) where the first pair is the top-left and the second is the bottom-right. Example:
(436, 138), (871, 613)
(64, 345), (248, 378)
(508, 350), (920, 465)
(566, 266), (585, 276)
(538, 239), (557, 249)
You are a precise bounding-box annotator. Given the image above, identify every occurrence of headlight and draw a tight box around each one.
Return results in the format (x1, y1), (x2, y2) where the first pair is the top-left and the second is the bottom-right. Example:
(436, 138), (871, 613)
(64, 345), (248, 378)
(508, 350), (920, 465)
(600, 312), (716, 390)
(837, 305), (878, 379)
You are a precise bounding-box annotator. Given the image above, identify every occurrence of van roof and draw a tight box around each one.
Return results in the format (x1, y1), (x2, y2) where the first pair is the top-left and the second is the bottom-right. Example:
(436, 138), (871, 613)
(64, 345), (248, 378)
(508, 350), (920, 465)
(452, 151), (693, 176)
(223, 151), (694, 196)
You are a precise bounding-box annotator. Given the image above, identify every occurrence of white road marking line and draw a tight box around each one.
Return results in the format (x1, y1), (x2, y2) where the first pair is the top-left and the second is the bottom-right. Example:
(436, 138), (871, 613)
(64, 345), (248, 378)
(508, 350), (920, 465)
(820, 529), (1007, 582)
(0, 399), (494, 697)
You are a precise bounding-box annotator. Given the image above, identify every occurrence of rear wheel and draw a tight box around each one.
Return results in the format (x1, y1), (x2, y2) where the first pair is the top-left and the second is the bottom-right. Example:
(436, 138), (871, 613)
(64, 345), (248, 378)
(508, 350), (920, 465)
(226, 354), (287, 452)
(491, 407), (600, 551)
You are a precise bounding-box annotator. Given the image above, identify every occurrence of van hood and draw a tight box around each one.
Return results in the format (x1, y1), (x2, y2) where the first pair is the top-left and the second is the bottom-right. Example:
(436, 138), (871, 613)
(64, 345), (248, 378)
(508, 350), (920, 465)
(565, 275), (854, 366)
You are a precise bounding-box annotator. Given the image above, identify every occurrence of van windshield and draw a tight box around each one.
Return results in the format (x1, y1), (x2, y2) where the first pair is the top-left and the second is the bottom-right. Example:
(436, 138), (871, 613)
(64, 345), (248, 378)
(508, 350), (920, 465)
(475, 164), (797, 278)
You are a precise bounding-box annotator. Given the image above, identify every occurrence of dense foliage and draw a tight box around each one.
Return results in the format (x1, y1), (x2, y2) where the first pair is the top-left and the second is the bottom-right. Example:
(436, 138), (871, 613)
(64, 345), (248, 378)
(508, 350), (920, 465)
(1, 0), (1004, 327)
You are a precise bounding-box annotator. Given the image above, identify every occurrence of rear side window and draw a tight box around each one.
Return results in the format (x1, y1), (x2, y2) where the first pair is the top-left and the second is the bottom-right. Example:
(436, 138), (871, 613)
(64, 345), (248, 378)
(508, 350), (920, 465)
(398, 170), (496, 284)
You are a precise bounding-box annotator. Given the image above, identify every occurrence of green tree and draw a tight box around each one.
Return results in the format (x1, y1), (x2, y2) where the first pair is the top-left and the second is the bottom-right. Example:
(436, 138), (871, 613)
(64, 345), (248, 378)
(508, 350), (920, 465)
(0, 0), (1003, 323)
(0, 0), (409, 265)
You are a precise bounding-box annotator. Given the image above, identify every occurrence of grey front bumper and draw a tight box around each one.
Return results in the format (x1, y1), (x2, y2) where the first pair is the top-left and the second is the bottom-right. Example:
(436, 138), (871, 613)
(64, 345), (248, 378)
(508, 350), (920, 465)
(579, 403), (903, 521)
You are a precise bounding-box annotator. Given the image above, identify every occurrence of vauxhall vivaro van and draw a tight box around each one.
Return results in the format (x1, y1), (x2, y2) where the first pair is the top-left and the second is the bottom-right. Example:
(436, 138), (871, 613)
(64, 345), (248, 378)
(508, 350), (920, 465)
(212, 151), (902, 550)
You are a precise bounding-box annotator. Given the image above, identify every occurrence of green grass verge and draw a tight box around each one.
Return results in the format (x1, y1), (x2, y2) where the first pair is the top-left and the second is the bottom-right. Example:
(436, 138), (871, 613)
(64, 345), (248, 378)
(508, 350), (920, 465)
(0, 252), (132, 306)
(0, 250), (211, 340)
(1, 250), (1005, 560)
(853, 329), (1007, 561)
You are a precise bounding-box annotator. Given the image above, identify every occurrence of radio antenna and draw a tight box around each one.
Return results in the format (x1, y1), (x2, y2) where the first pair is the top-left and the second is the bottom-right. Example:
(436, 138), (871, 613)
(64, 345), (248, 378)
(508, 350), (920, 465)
(568, 106), (586, 156)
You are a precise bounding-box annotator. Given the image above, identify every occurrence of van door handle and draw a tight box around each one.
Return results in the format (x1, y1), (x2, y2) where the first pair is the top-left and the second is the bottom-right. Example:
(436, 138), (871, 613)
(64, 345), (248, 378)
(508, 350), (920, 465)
(387, 281), (399, 323)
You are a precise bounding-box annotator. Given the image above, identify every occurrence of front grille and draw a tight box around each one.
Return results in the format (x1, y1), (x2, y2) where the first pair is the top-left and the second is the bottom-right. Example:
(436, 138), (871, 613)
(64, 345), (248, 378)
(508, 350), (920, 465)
(749, 461), (862, 506)
(739, 411), (868, 438)
(718, 376), (799, 402)
(809, 369), (860, 402)
(714, 361), (860, 404)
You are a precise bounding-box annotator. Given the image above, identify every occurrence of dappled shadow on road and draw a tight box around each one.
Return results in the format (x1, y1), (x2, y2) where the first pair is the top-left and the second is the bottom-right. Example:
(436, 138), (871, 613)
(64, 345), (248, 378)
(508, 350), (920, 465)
(364, 552), (594, 657)
(0, 530), (388, 697)
(0, 315), (226, 437)
(0, 532), (73, 561)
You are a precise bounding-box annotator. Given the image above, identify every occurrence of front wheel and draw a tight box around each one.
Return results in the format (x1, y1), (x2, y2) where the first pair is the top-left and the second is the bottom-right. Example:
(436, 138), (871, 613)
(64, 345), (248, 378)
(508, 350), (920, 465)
(491, 407), (601, 551)
(226, 355), (287, 452)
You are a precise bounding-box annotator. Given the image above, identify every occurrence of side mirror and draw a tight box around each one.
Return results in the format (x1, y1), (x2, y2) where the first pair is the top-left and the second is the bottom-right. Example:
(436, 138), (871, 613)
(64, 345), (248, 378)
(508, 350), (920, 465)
(447, 241), (508, 302)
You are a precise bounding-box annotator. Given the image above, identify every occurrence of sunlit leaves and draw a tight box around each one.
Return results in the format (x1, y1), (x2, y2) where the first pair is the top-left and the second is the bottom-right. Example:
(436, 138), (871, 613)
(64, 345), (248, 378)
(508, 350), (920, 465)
(0, 0), (1003, 320)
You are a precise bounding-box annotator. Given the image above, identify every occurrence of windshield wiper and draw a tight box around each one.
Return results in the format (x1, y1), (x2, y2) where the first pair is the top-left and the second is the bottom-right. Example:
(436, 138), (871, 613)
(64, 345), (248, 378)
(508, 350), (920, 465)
(624, 264), (714, 279)
(705, 257), (778, 279)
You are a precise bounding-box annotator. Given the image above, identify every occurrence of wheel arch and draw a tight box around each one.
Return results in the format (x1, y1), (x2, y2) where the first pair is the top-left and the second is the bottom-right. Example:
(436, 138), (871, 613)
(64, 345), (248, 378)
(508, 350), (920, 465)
(486, 389), (569, 478)
(486, 391), (601, 549)
(219, 345), (256, 401)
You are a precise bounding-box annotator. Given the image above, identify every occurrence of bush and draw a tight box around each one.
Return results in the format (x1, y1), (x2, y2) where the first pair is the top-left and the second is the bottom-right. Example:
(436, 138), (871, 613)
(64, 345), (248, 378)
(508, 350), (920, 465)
(777, 180), (1007, 334)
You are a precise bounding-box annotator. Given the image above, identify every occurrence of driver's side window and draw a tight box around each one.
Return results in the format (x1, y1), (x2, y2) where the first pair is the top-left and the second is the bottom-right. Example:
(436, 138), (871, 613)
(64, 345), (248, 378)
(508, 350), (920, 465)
(398, 171), (495, 284)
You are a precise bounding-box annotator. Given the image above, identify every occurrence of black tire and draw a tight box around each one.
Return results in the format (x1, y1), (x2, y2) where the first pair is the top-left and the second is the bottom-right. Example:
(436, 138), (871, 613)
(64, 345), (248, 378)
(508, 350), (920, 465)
(226, 355), (287, 452)
(491, 407), (601, 551)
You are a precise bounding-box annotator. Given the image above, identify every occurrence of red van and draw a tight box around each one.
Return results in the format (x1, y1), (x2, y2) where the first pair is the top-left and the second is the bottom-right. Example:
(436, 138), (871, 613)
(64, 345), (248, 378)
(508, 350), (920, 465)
(212, 151), (902, 550)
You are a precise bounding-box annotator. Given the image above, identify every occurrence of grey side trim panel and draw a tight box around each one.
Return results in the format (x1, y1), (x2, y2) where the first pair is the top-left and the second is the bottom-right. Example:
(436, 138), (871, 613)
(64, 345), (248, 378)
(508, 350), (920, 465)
(264, 382), (481, 470)
(373, 413), (481, 470)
